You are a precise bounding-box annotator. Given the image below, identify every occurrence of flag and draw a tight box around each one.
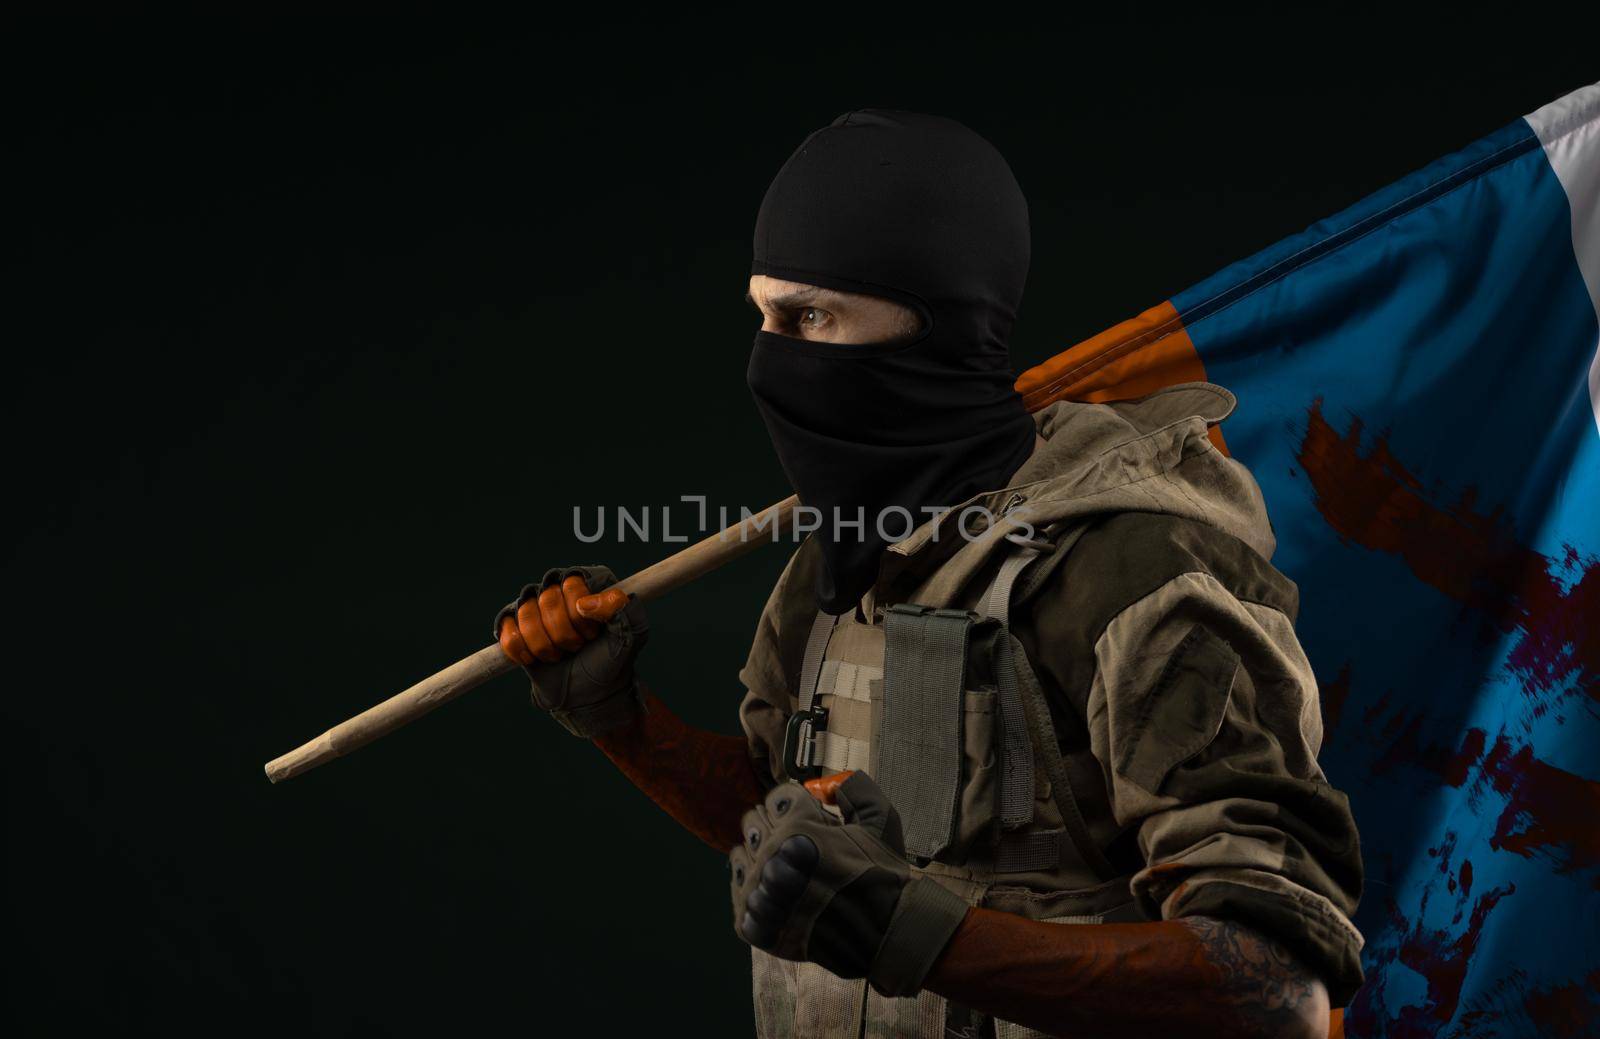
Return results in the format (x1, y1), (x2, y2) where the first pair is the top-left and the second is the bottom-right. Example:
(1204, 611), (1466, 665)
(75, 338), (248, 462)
(1018, 82), (1600, 1038)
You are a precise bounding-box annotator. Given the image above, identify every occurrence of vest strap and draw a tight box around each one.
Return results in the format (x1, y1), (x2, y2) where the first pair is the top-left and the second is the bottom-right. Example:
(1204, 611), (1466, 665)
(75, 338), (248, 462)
(784, 609), (839, 781)
(1012, 629), (1121, 882)
(980, 527), (1123, 880)
(992, 828), (1067, 873)
(980, 536), (1041, 623)
(878, 604), (976, 862)
(796, 609), (838, 715)
(980, 543), (1043, 833)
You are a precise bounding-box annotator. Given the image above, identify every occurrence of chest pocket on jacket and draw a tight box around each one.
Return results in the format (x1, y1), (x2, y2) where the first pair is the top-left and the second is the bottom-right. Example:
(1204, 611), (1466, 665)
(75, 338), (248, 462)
(1115, 623), (1240, 795)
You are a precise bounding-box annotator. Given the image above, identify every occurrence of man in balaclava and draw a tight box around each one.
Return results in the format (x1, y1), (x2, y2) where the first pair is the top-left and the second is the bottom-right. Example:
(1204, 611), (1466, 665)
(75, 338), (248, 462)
(744, 109), (1037, 614)
(495, 111), (1364, 1038)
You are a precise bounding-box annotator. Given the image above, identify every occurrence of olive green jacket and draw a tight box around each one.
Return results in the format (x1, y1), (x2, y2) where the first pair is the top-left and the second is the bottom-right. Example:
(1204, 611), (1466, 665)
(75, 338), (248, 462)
(737, 382), (1365, 1004)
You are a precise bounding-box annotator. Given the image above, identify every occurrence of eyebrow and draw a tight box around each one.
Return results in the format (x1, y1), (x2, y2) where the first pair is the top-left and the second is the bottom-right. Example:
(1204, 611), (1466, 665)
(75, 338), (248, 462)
(745, 285), (829, 311)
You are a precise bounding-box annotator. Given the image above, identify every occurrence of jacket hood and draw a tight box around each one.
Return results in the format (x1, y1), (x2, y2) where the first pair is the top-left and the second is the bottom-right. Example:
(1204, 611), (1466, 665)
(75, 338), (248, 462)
(879, 382), (1278, 607)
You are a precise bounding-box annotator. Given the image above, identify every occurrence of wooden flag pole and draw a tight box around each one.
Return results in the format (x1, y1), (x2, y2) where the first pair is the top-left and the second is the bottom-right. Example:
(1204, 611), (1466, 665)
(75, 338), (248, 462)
(262, 320), (1200, 785)
(263, 495), (801, 783)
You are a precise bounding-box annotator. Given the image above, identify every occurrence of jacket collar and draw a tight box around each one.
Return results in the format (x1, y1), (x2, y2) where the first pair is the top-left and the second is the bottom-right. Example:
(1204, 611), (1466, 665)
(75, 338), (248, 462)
(874, 382), (1275, 608)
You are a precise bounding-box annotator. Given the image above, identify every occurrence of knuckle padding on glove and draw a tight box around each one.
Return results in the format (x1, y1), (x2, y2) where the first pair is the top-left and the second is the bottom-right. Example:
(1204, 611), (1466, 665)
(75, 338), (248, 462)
(771, 835), (818, 879)
(491, 565), (623, 643)
(740, 803), (772, 847)
(741, 834), (821, 952)
(725, 775), (970, 997)
(733, 789), (838, 958)
(489, 564), (647, 738)
(492, 583), (544, 644)
(542, 564), (619, 596)
(745, 883), (779, 919)
(755, 838), (817, 909)
(741, 914), (776, 950)
(729, 845), (753, 887)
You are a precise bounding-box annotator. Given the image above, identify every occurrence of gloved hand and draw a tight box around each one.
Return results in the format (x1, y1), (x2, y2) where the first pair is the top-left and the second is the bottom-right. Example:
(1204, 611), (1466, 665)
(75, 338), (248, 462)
(728, 771), (971, 997)
(493, 565), (648, 738)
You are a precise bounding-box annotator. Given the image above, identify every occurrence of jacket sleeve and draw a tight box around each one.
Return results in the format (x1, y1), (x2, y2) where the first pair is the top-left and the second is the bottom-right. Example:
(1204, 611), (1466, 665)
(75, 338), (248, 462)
(1016, 511), (1365, 1005)
(1084, 564), (1366, 1004)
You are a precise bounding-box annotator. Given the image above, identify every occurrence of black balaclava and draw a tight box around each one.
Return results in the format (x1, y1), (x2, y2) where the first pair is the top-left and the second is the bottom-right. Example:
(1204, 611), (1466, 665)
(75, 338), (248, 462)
(747, 109), (1037, 614)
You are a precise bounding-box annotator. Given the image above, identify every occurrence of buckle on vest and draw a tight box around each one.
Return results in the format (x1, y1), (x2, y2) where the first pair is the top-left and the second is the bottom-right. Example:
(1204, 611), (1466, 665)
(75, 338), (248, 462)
(782, 705), (829, 781)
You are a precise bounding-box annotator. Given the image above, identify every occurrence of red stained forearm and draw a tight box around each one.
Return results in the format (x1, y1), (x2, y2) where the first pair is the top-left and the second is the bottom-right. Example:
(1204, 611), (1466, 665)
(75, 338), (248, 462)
(925, 908), (1330, 1039)
(591, 688), (768, 851)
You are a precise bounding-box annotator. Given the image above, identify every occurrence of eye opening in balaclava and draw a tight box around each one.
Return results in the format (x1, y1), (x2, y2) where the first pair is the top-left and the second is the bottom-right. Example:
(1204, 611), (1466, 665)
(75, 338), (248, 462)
(752, 270), (934, 355)
(747, 108), (1037, 614)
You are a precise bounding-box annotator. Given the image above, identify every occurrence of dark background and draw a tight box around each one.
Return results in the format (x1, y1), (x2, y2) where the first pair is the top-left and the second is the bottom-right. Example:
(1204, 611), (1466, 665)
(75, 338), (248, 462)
(6, 20), (1593, 1035)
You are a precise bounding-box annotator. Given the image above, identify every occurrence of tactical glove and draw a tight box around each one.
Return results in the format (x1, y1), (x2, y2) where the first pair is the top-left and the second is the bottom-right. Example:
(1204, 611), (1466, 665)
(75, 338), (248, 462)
(493, 565), (648, 738)
(728, 771), (970, 997)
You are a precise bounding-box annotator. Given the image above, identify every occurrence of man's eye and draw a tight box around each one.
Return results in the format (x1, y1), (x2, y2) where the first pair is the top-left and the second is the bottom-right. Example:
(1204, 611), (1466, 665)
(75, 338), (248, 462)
(800, 307), (827, 327)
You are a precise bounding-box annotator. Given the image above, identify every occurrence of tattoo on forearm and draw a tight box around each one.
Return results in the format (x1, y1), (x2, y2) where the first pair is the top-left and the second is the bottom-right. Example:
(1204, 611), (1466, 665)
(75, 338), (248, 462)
(926, 909), (1329, 1038)
(1181, 916), (1321, 1031)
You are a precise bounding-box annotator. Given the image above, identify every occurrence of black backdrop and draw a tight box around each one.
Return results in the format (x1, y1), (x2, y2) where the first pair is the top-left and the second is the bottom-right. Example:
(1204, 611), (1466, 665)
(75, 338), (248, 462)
(6, 20), (1593, 1035)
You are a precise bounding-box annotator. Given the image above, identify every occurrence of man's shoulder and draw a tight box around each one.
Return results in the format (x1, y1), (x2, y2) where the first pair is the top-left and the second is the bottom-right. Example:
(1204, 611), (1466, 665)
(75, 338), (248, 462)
(1011, 511), (1296, 718)
(1052, 511), (1297, 628)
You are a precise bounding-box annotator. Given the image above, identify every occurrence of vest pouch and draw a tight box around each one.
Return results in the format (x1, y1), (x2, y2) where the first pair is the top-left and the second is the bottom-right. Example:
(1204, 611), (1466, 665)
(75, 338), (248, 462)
(951, 686), (998, 859)
(875, 605), (1011, 866)
(947, 613), (1012, 863)
(875, 604), (978, 863)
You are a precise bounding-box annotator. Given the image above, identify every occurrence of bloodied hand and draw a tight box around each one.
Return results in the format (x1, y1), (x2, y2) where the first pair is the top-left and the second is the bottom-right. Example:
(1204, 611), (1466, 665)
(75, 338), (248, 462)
(493, 565), (648, 737)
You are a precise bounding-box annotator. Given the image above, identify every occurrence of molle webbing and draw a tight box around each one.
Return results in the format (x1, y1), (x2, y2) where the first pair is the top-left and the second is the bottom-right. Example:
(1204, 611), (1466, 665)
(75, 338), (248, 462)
(784, 530), (1114, 880)
(812, 659), (875, 771)
(791, 612), (880, 776)
(878, 604), (975, 862)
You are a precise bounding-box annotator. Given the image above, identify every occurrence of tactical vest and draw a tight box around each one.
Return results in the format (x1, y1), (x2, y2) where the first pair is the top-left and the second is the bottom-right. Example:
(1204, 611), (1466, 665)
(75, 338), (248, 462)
(751, 529), (1140, 1039)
